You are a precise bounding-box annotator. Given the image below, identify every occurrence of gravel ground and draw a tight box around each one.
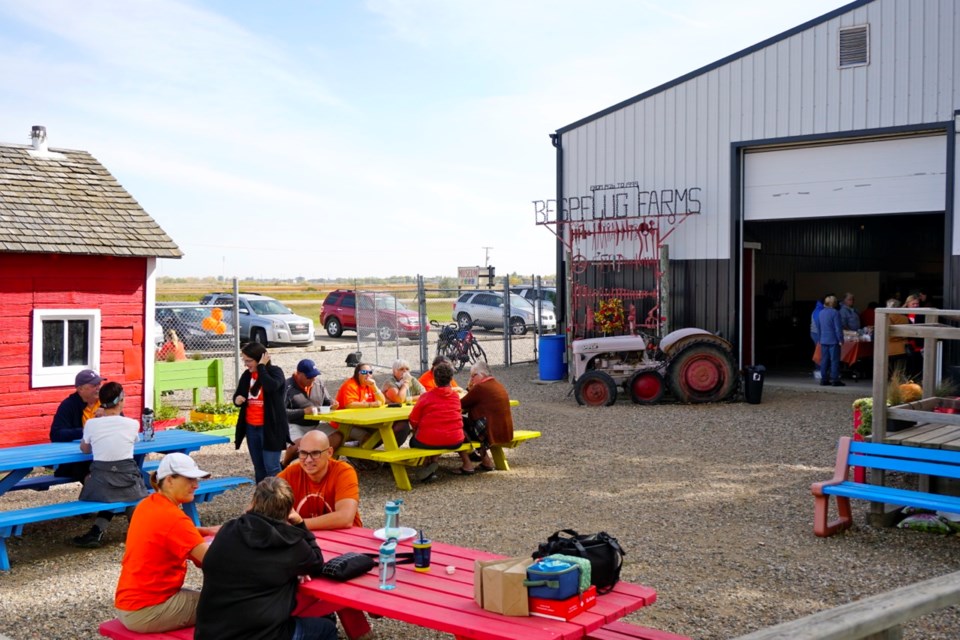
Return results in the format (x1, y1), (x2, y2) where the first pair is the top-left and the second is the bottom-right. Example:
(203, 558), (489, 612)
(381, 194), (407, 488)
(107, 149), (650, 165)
(2, 349), (959, 639)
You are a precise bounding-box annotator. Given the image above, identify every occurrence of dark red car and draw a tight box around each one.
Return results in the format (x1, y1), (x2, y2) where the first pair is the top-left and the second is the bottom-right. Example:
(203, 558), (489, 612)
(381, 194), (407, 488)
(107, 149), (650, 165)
(321, 290), (427, 340)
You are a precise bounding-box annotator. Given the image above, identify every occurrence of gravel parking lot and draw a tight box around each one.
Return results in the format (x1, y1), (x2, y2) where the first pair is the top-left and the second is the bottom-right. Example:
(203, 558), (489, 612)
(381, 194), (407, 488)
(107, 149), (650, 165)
(1, 356), (959, 639)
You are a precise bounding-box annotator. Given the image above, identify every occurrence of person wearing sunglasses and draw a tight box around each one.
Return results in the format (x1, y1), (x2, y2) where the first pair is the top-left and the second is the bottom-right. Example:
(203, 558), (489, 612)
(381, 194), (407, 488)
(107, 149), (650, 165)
(277, 430), (361, 530)
(333, 363), (406, 450)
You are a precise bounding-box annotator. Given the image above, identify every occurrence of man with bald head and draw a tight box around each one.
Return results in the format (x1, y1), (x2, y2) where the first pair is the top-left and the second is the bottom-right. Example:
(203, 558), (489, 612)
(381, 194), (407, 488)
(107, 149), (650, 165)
(277, 430), (361, 530)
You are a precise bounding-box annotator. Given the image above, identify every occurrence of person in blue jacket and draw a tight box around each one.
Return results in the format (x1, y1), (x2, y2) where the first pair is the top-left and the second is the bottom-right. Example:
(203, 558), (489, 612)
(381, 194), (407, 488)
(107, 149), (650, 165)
(818, 296), (845, 387)
(810, 299), (824, 345)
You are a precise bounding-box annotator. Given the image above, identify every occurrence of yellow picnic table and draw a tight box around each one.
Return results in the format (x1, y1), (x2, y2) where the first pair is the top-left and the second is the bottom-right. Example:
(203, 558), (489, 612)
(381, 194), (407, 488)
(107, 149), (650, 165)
(305, 401), (535, 490)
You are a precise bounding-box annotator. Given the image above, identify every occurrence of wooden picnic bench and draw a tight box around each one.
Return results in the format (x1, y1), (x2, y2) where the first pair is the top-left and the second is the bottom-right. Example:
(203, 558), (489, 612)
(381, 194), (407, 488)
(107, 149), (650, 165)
(0, 476), (252, 571)
(307, 402), (540, 491)
(811, 436), (960, 537)
(340, 429), (541, 490)
(10, 459), (164, 493)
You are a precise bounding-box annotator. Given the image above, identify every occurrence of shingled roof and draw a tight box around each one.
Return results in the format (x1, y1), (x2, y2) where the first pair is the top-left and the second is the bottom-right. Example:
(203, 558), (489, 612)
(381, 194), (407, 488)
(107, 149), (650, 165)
(0, 142), (182, 258)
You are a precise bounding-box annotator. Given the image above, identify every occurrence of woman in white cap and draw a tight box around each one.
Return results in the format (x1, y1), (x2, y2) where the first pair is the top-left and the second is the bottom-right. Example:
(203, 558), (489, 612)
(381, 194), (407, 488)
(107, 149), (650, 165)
(114, 453), (219, 633)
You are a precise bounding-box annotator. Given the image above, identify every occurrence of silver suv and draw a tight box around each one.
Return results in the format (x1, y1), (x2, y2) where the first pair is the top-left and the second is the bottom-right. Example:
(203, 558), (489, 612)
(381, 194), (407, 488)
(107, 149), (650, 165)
(453, 291), (556, 335)
(201, 292), (314, 347)
(510, 285), (557, 313)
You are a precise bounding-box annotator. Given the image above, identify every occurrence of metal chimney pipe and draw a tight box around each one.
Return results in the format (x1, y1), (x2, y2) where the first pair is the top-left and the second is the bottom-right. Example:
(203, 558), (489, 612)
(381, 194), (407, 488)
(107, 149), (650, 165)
(30, 125), (47, 152)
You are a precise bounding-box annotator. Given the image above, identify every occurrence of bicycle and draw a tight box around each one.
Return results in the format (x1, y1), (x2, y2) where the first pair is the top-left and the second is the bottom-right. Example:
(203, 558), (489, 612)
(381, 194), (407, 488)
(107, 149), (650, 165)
(431, 320), (487, 372)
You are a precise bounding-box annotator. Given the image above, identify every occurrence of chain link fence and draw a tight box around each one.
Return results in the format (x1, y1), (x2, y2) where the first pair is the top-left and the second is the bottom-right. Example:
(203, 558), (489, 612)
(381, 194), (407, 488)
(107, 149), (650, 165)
(350, 276), (557, 374)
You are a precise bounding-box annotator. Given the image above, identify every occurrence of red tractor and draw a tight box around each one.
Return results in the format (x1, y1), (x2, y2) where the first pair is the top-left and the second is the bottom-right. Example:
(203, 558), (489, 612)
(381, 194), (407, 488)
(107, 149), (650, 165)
(571, 328), (738, 406)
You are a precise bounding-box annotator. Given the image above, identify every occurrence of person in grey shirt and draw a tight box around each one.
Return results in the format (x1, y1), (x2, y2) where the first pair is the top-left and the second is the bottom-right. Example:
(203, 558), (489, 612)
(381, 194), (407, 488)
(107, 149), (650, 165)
(281, 359), (339, 468)
(839, 292), (860, 331)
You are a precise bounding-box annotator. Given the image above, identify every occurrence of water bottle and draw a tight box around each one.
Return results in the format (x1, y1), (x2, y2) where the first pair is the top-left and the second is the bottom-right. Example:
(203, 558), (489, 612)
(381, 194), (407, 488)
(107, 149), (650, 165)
(141, 407), (155, 442)
(384, 499), (402, 539)
(378, 538), (398, 590)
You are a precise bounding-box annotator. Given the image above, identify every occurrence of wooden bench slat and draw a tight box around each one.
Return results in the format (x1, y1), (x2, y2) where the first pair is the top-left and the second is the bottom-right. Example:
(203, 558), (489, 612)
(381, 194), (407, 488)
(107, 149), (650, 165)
(586, 620), (692, 640)
(336, 430), (541, 464)
(99, 619), (194, 640)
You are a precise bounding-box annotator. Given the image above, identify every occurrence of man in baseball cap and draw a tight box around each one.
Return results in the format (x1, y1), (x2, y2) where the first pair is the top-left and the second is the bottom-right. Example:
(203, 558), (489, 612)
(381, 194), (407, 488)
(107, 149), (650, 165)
(282, 359), (339, 468)
(50, 369), (107, 481)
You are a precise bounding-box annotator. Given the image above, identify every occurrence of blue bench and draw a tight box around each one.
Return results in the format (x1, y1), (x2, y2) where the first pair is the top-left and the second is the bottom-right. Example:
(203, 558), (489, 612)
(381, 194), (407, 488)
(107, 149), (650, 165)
(10, 460), (162, 493)
(812, 436), (960, 537)
(0, 476), (252, 571)
(9, 475), (77, 492)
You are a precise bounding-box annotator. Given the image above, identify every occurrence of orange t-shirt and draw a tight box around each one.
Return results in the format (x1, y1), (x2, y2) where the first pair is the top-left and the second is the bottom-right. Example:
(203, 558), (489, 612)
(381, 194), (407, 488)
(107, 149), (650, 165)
(115, 493), (205, 611)
(82, 402), (100, 425)
(418, 370), (460, 392)
(156, 341), (187, 361)
(278, 458), (362, 527)
(245, 372), (264, 426)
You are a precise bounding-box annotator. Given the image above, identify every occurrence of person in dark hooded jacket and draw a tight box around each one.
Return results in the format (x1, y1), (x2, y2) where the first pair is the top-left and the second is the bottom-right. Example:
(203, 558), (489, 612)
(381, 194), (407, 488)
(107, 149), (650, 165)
(194, 477), (336, 640)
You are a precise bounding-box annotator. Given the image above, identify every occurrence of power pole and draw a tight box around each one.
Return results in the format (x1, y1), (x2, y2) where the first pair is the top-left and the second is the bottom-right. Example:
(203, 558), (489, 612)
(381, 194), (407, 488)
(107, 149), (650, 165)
(482, 246), (493, 267)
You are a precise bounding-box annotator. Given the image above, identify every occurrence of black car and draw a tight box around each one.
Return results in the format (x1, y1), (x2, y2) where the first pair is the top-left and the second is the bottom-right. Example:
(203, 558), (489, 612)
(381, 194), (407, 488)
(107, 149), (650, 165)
(156, 303), (235, 352)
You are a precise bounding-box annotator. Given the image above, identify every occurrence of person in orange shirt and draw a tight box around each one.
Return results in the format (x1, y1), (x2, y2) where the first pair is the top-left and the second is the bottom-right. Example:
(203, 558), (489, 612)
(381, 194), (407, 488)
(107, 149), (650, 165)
(277, 430), (361, 530)
(418, 356), (466, 397)
(156, 328), (187, 362)
(114, 453), (220, 633)
(334, 362), (409, 448)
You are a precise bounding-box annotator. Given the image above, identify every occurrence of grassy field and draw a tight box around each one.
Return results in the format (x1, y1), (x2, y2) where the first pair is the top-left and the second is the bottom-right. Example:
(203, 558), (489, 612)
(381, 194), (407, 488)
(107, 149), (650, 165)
(157, 281), (456, 325)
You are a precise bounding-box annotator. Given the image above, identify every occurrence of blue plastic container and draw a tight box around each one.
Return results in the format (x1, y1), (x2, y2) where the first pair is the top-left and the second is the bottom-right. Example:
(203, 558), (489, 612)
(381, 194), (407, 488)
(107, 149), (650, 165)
(538, 335), (567, 381)
(526, 559), (580, 600)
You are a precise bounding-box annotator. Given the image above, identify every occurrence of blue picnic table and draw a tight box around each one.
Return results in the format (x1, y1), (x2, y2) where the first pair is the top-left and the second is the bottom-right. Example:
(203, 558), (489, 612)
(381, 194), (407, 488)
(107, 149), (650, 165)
(0, 429), (250, 571)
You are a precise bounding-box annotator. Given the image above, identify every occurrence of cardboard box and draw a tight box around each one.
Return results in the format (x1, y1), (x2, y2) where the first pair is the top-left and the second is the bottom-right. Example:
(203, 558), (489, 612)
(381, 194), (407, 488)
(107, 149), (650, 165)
(529, 585), (597, 621)
(474, 557), (533, 616)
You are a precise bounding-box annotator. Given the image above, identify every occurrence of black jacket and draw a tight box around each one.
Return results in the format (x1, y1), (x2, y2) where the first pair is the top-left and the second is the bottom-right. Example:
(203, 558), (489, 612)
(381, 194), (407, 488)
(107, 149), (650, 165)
(50, 392), (87, 442)
(234, 363), (290, 451)
(195, 512), (325, 640)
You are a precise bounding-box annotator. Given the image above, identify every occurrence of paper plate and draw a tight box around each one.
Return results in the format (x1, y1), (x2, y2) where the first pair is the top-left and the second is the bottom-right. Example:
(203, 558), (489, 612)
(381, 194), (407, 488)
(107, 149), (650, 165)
(373, 526), (417, 542)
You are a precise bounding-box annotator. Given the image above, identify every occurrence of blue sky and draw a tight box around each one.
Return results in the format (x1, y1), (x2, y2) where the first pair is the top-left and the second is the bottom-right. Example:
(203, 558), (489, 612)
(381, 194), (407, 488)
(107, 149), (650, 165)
(0, 0), (844, 280)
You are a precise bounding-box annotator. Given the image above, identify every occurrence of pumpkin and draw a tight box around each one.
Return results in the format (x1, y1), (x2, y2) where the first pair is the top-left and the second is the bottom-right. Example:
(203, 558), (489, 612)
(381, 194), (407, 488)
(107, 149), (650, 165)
(899, 383), (923, 403)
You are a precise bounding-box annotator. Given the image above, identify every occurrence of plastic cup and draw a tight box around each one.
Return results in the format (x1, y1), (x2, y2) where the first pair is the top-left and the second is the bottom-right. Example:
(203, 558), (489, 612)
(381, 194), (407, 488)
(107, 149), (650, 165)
(319, 406), (331, 414)
(412, 538), (432, 572)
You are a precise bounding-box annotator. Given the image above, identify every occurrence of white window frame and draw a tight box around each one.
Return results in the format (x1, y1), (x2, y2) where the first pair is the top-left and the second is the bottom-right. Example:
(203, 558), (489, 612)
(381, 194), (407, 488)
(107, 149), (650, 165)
(31, 308), (101, 388)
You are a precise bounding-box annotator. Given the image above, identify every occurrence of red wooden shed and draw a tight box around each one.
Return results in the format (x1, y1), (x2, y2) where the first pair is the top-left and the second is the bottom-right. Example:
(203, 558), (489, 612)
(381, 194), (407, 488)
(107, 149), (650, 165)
(0, 127), (181, 446)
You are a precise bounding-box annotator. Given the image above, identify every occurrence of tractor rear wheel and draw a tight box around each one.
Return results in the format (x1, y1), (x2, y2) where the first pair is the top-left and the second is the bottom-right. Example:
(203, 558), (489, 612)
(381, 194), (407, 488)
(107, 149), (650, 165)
(627, 370), (665, 404)
(574, 371), (618, 407)
(667, 342), (736, 403)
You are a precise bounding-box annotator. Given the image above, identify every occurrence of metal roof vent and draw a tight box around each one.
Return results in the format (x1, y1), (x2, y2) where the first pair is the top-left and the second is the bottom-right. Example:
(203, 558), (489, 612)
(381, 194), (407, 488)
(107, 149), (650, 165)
(839, 25), (869, 68)
(30, 125), (48, 152)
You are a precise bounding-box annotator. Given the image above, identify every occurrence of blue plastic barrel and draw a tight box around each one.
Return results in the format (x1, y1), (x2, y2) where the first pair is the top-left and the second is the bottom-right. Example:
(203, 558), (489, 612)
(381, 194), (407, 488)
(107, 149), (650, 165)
(538, 335), (567, 381)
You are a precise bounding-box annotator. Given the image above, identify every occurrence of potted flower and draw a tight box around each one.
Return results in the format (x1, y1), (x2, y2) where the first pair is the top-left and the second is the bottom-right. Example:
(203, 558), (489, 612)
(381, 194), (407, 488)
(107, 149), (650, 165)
(154, 403), (185, 431)
(189, 401), (239, 426)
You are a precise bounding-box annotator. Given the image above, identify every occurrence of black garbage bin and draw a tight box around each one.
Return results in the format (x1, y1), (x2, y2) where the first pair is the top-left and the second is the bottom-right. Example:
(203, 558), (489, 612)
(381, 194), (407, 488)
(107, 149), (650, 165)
(744, 365), (766, 404)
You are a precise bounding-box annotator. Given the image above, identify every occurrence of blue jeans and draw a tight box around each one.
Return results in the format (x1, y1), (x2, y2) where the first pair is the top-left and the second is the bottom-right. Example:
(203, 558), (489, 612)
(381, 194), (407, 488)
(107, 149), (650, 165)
(245, 425), (281, 483)
(820, 343), (841, 383)
(291, 616), (337, 640)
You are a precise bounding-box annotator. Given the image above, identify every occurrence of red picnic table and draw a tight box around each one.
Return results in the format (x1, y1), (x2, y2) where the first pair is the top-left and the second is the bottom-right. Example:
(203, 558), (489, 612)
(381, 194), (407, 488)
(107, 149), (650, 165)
(303, 526), (658, 640)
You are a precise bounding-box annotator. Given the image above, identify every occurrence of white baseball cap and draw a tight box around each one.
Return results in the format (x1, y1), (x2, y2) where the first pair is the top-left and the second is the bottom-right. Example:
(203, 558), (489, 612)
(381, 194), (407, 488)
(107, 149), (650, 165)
(157, 453), (211, 480)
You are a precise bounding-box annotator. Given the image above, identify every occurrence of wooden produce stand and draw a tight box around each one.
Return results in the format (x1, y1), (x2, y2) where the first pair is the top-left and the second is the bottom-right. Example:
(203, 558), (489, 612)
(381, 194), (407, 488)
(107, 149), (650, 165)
(869, 307), (960, 524)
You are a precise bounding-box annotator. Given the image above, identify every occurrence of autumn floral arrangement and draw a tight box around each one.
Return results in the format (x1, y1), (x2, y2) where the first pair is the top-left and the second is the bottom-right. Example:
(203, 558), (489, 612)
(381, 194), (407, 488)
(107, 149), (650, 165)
(594, 298), (626, 334)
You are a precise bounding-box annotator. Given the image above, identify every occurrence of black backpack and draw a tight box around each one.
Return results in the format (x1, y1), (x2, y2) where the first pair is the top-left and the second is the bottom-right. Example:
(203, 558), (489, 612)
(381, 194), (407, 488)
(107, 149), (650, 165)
(533, 529), (625, 594)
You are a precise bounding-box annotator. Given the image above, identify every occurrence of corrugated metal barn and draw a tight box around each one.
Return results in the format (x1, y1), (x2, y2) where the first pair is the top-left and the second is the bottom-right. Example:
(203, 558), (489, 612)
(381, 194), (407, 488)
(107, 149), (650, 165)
(550, 0), (960, 371)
